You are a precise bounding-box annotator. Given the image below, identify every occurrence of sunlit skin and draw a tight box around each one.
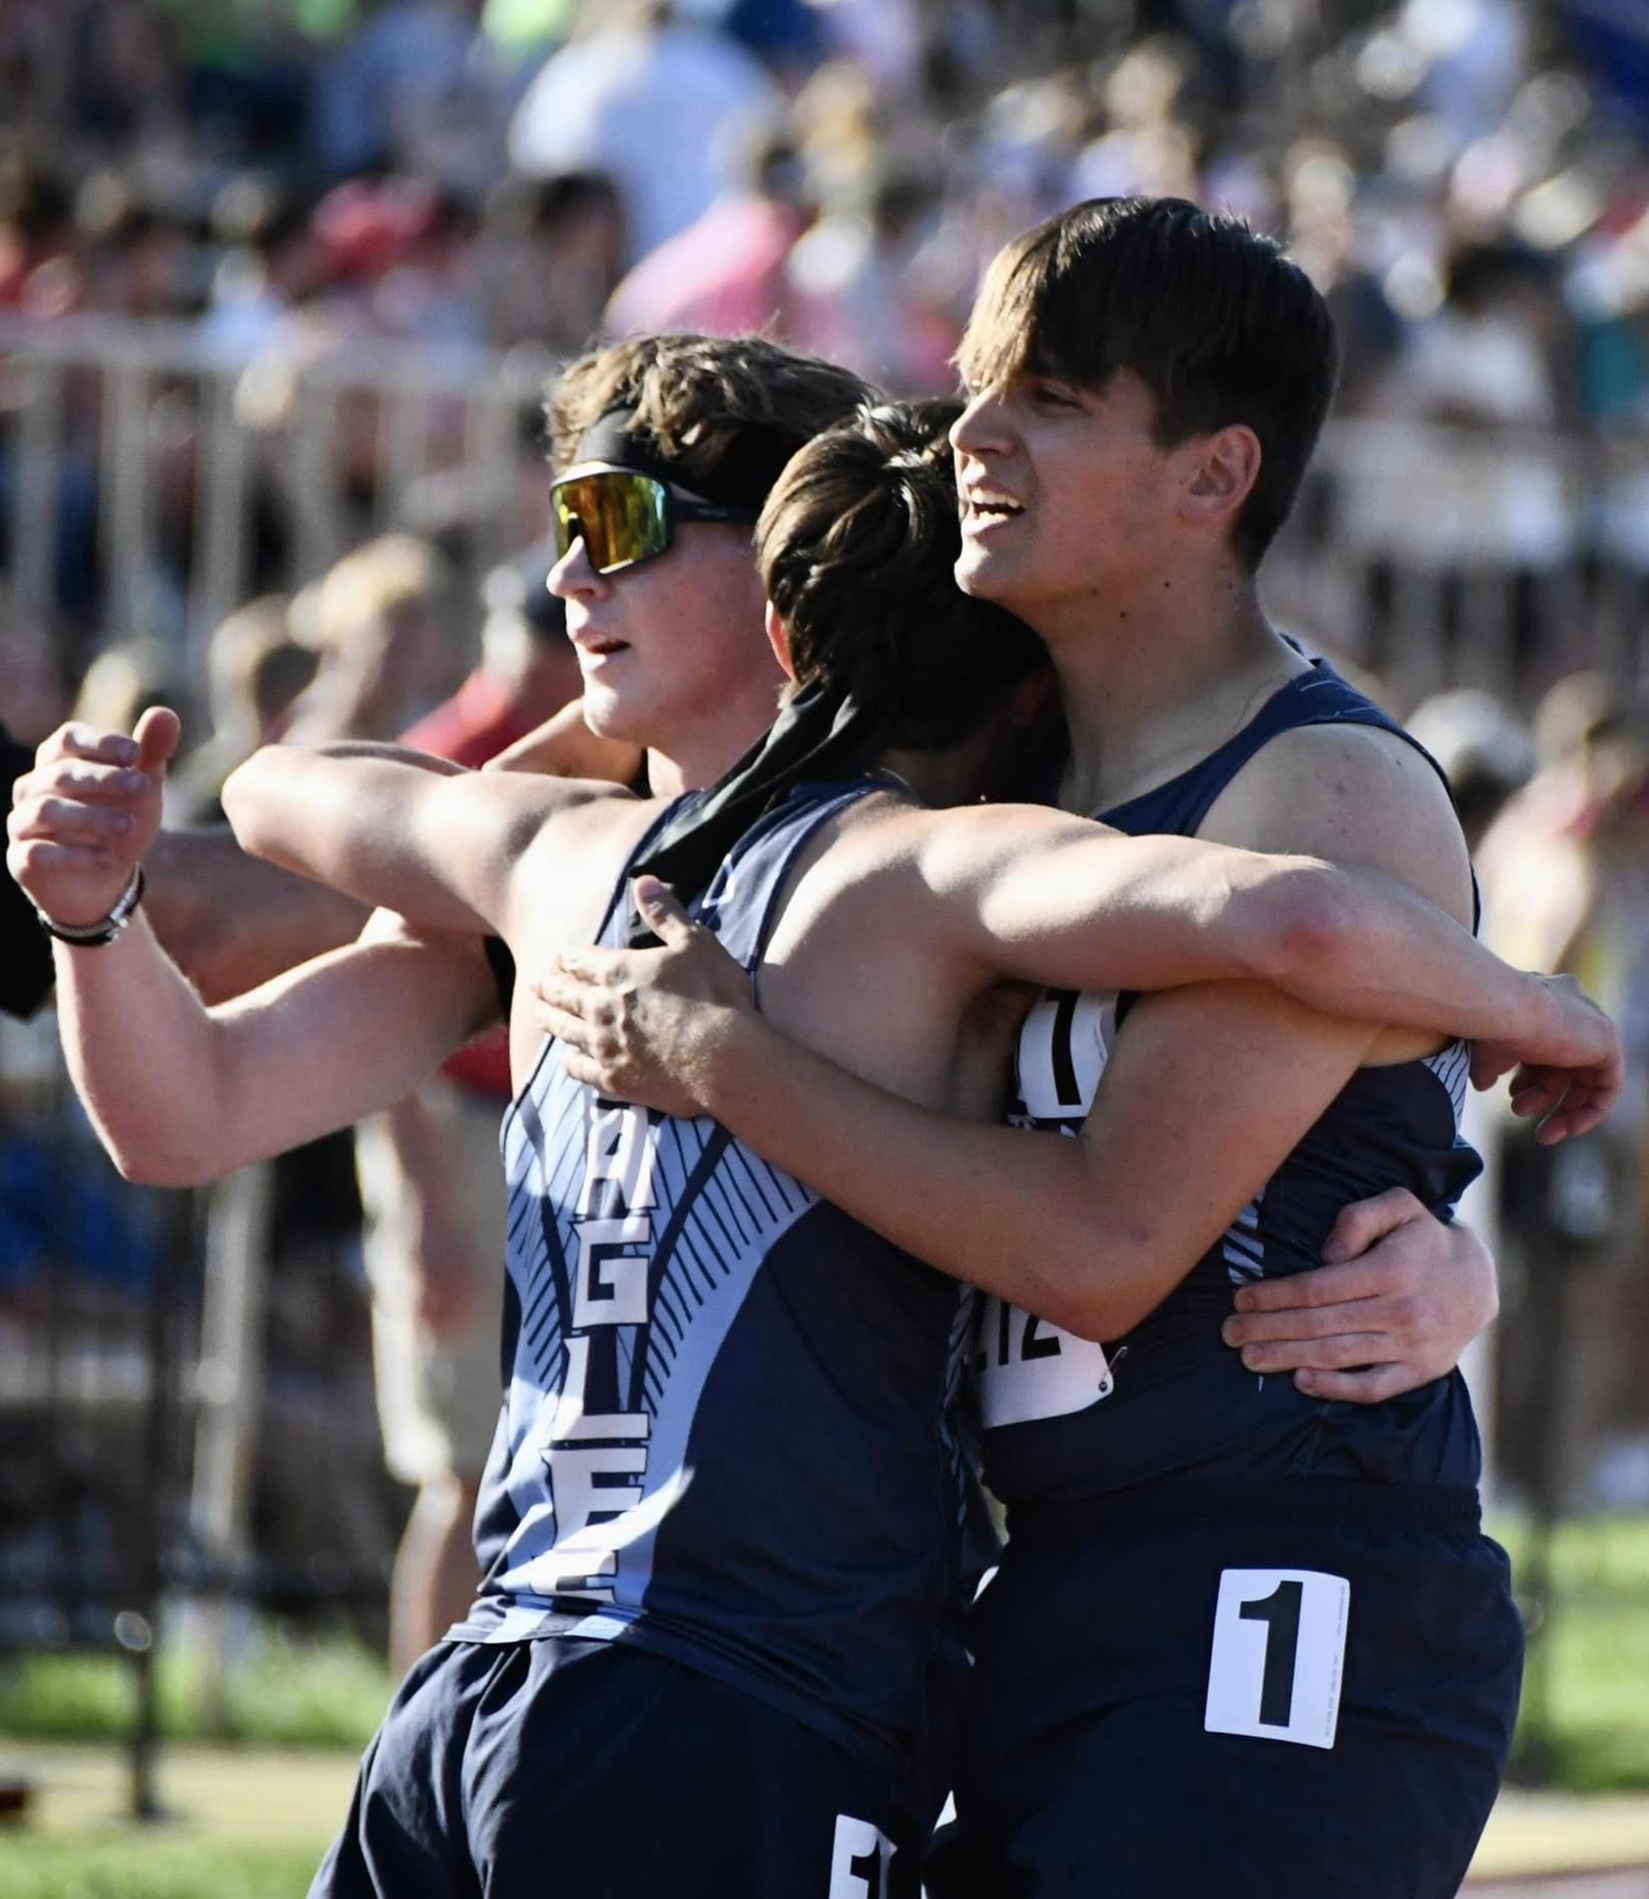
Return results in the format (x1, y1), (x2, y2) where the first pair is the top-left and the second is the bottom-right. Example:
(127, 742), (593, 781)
(950, 365), (1281, 824)
(548, 499), (781, 799)
(953, 370), (1193, 630)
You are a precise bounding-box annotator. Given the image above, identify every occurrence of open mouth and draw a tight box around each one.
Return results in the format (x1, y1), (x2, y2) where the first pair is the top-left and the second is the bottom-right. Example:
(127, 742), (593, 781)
(963, 491), (1025, 529)
(572, 633), (631, 659)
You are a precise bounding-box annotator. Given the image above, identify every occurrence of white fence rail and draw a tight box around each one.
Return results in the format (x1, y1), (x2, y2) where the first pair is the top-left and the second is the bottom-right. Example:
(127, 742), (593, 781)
(0, 313), (552, 673)
(3, 312), (1647, 711)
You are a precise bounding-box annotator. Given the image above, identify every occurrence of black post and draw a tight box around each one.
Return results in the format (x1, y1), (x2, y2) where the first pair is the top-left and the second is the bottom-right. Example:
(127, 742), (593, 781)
(126, 1189), (192, 1822)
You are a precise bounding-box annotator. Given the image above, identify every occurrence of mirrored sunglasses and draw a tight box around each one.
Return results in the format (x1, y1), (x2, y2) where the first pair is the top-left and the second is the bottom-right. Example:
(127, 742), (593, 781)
(550, 469), (753, 576)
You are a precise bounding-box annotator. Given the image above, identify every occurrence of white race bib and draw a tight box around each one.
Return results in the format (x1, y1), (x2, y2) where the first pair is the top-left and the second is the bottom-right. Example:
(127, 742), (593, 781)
(975, 1296), (1113, 1428)
(1204, 1568), (1350, 1750)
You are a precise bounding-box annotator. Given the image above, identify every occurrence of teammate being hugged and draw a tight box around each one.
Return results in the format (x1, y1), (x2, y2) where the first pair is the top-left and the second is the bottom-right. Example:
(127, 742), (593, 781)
(531, 207), (1620, 1899)
(223, 388), (1614, 1897)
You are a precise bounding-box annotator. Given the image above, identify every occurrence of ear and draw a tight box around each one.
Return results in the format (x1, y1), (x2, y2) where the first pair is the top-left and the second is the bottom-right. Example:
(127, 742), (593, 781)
(1179, 424), (1262, 532)
(764, 599), (797, 680)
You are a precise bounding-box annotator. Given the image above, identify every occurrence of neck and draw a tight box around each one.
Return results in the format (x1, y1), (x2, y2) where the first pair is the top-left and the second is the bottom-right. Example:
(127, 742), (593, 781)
(1032, 556), (1303, 816)
(644, 686), (779, 797)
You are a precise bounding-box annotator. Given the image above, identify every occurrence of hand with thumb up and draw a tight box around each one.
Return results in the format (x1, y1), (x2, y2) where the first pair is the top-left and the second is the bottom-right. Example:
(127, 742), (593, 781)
(6, 706), (181, 932)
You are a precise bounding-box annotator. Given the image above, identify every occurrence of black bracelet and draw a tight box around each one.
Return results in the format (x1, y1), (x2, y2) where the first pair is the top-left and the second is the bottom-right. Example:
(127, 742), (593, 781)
(34, 866), (146, 945)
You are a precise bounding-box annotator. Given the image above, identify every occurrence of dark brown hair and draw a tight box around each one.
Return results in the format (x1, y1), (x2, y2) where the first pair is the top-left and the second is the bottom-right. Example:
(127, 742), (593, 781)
(958, 197), (1339, 568)
(757, 399), (1045, 751)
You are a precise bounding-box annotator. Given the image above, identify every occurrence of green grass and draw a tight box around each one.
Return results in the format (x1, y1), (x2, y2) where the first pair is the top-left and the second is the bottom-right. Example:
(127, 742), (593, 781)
(0, 1836), (325, 1899)
(1493, 1513), (1649, 1792)
(0, 1626), (390, 1752)
(0, 1740), (356, 1899)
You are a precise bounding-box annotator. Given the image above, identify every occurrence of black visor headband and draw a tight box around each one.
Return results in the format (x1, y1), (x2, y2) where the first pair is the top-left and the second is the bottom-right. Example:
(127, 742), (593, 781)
(569, 405), (799, 517)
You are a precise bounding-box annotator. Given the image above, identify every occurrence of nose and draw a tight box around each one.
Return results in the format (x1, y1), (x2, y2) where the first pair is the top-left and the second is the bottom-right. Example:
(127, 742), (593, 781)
(951, 387), (1010, 461)
(548, 529), (606, 603)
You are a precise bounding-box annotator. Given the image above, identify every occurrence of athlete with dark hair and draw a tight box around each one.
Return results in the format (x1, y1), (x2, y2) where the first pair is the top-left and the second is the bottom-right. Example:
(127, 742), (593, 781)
(533, 203), (1584, 1897)
(224, 396), (1614, 1897)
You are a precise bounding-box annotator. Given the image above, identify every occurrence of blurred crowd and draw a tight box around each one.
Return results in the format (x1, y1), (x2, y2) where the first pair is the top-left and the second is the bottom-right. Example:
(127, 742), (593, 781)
(2, 2), (1649, 656)
(2, 0), (1648, 402)
(1, 0), (1647, 1629)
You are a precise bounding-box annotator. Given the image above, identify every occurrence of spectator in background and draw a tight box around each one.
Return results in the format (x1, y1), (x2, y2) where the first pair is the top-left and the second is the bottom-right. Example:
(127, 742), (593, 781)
(477, 169), (625, 354)
(359, 545), (580, 1670)
(171, 595), (318, 820)
(0, 594), (71, 749)
(1406, 685), (1536, 850)
(1477, 682), (1649, 1516)
(508, 0), (779, 266)
(603, 114), (814, 340)
(285, 533), (467, 743)
(787, 165), (958, 391)
(0, 717), (54, 1020)
(0, 154), (76, 314)
(311, 0), (494, 182)
(72, 637), (195, 747)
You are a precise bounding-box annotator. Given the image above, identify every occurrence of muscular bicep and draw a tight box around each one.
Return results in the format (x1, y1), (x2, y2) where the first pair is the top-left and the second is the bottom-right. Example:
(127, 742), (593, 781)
(203, 928), (497, 1170)
(1071, 981), (1381, 1319)
(224, 748), (600, 936)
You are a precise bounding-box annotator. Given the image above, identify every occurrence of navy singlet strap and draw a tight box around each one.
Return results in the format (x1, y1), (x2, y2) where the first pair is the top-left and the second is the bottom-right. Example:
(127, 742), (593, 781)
(1101, 659), (1452, 837)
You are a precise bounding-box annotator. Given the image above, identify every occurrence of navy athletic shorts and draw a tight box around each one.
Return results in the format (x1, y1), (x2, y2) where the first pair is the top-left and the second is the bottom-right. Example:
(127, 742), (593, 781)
(311, 1635), (921, 1898)
(925, 1477), (1523, 1899)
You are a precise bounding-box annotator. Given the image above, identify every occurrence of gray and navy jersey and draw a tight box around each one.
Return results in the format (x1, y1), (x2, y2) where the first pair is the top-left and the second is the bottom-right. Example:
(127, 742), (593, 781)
(977, 659), (1485, 1508)
(455, 780), (978, 1774)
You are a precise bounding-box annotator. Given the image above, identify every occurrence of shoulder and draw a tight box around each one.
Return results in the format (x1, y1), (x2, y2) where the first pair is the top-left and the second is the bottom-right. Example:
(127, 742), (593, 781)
(805, 799), (1112, 932)
(1200, 719), (1471, 922)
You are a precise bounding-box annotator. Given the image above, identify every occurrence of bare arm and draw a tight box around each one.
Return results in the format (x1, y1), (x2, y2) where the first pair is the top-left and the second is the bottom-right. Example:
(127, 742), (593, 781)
(915, 802), (1615, 1072)
(483, 696), (645, 782)
(222, 742), (619, 937)
(7, 711), (499, 1184)
(540, 729), (1602, 1345)
(144, 824), (370, 1003)
(50, 910), (497, 1184)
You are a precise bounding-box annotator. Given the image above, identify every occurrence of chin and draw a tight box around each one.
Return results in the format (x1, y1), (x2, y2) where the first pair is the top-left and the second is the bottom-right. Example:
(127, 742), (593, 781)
(579, 682), (648, 744)
(955, 544), (1013, 604)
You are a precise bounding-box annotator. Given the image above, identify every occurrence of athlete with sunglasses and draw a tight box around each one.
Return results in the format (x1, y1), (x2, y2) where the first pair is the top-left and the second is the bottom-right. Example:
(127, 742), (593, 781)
(222, 397), (1614, 1897)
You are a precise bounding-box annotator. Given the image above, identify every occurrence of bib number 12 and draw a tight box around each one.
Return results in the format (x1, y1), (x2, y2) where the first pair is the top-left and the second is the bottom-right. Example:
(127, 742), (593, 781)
(1204, 1568), (1349, 1749)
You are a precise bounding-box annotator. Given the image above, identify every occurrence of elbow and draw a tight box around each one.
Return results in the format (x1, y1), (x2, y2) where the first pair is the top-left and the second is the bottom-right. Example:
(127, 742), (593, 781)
(1033, 1240), (1159, 1344)
(1047, 1290), (1154, 1345)
(1249, 865), (1355, 990)
(220, 750), (282, 861)
(105, 1136), (214, 1190)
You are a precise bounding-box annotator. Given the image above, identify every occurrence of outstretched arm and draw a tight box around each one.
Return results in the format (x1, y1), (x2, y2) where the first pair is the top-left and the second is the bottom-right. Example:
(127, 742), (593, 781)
(222, 742), (617, 938)
(537, 734), (1617, 1349)
(8, 711), (499, 1184)
(914, 803), (1618, 1097)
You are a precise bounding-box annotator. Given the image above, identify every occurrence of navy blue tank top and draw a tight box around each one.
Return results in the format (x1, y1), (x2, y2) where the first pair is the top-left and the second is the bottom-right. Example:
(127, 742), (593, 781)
(976, 659), (1485, 1508)
(457, 781), (978, 1774)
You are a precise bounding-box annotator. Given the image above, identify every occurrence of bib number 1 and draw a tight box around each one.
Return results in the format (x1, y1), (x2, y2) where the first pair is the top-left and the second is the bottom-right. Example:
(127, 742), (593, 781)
(1204, 1568), (1349, 1750)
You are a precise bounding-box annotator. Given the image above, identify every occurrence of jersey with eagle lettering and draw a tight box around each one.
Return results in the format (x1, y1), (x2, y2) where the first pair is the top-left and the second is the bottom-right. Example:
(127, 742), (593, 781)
(452, 780), (978, 1776)
(974, 658), (1485, 1509)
